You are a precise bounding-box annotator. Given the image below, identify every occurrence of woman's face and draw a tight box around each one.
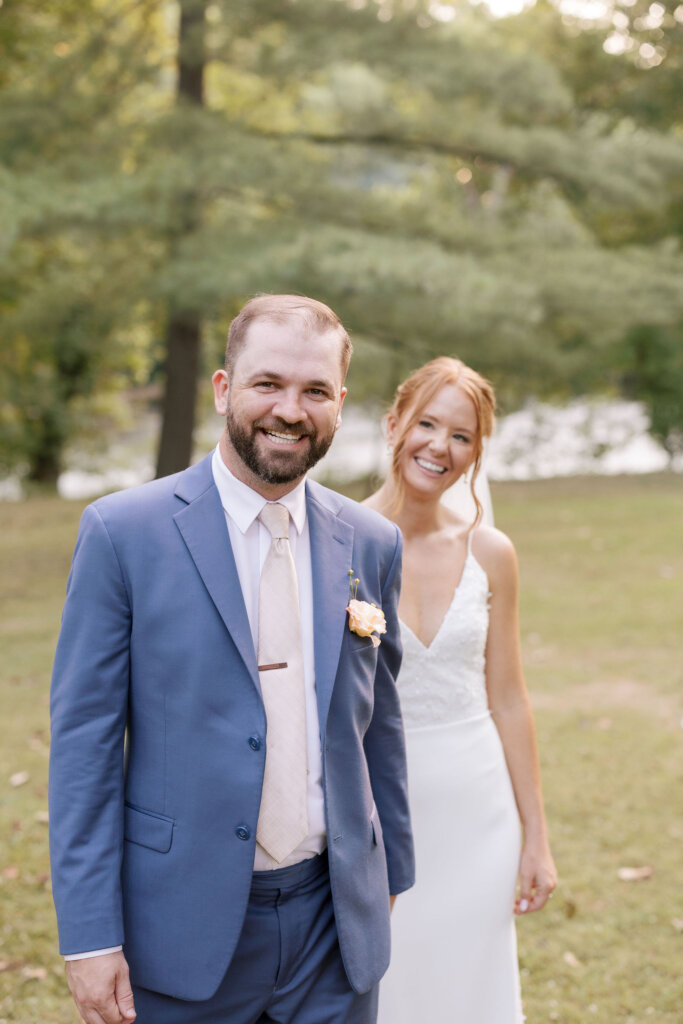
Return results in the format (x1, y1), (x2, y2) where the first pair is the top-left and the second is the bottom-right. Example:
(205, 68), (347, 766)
(388, 383), (478, 499)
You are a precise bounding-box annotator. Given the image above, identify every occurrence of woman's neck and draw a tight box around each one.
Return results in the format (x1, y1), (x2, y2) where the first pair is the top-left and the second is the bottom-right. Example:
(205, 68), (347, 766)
(369, 479), (447, 539)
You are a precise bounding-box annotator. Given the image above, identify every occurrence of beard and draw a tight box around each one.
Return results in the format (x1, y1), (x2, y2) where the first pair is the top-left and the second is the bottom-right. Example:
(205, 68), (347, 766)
(225, 407), (336, 485)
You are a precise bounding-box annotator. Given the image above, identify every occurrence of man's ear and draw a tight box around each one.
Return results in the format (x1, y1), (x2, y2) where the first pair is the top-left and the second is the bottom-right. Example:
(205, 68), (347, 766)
(335, 387), (348, 431)
(212, 369), (229, 416)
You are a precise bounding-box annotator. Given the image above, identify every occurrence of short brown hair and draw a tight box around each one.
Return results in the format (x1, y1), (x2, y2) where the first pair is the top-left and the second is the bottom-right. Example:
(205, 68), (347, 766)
(388, 356), (496, 526)
(225, 294), (352, 379)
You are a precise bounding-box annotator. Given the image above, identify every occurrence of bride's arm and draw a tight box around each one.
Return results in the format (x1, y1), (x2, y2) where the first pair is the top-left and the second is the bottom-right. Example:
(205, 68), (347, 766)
(473, 528), (557, 915)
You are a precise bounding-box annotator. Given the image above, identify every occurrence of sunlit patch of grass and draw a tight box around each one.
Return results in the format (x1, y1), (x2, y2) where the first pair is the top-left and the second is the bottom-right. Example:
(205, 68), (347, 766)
(1, 496), (89, 1022)
(1, 475), (681, 1021)
(493, 475), (683, 1023)
(518, 707), (682, 1022)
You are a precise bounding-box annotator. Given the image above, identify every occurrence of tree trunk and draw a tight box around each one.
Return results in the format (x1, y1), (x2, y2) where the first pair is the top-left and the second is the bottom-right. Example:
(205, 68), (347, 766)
(155, 0), (207, 479)
(27, 440), (62, 485)
(155, 313), (202, 477)
(27, 354), (88, 486)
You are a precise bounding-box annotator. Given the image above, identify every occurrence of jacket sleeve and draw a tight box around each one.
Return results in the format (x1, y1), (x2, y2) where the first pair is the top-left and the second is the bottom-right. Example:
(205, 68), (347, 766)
(49, 503), (131, 954)
(363, 525), (415, 894)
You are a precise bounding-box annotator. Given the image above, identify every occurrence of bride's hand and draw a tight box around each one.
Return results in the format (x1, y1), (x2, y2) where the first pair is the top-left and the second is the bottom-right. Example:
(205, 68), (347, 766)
(514, 837), (557, 915)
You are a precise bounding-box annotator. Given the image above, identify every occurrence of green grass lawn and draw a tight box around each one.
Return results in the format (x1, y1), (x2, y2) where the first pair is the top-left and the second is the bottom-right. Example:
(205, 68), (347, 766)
(1, 475), (681, 1023)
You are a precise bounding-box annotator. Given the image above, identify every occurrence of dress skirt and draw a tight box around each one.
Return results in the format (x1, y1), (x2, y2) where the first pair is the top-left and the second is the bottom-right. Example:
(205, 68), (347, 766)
(378, 712), (524, 1024)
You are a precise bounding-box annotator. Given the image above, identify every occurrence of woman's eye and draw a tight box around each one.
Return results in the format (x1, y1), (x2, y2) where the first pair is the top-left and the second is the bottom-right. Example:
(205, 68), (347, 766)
(418, 420), (433, 429)
(453, 433), (471, 443)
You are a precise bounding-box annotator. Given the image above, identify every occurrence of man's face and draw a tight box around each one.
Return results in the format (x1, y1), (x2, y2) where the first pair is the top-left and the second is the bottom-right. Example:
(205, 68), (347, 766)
(213, 319), (347, 497)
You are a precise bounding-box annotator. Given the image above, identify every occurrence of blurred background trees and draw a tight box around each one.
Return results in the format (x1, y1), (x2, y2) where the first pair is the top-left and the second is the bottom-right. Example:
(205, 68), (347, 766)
(1, 0), (682, 484)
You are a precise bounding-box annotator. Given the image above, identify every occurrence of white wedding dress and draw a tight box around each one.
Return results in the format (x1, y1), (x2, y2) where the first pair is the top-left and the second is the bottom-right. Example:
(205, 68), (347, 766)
(378, 538), (524, 1023)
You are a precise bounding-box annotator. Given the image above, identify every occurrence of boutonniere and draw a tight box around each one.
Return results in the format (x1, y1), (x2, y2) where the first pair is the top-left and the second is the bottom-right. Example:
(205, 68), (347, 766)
(347, 570), (387, 648)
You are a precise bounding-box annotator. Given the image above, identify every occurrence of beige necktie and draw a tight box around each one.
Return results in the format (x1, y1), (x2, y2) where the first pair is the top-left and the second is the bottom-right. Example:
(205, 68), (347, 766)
(255, 503), (309, 863)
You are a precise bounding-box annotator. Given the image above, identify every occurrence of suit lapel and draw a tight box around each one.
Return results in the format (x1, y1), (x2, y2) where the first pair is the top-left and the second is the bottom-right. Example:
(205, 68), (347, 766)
(306, 481), (354, 739)
(172, 461), (354, 714)
(173, 456), (260, 694)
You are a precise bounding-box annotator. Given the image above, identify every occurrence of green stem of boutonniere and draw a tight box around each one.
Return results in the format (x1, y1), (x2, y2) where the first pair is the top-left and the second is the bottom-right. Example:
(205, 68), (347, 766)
(348, 569), (360, 600)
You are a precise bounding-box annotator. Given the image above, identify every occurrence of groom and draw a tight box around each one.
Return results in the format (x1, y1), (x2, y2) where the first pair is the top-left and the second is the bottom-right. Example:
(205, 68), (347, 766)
(49, 294), (414, 1024)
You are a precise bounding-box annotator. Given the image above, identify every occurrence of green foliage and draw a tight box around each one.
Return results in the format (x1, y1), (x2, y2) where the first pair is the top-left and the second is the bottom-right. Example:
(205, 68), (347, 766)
(1, 0), (682, 480)
(618, 323), (683, 456)
(0, 1), (163, 481)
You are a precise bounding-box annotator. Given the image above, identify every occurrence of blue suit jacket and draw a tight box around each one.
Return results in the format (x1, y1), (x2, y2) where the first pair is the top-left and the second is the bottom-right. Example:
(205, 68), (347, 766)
(49, 455), (414, 1000)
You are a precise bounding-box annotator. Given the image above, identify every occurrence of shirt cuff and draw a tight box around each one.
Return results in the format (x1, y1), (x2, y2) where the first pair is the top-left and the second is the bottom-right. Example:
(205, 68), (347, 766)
(64, 946), (123, 961)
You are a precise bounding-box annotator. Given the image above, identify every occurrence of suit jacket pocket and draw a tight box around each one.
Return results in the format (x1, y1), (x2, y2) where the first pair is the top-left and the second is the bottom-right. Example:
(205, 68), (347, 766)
(347, 634), (379, 654)
(370, 803), (383, 846)
(124, 803), (174, 853)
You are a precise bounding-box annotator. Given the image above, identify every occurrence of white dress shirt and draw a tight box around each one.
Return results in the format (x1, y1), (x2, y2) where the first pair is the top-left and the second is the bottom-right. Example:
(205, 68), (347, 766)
(211, 446), (326, 870)
(66, 447), (326, 960)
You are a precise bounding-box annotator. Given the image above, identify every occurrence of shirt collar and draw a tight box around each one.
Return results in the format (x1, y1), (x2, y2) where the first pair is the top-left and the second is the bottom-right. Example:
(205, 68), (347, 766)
(211, 444), (307, 535)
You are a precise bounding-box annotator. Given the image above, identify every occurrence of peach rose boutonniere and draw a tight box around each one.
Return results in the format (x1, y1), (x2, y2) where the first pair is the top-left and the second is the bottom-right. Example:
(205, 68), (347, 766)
(347, 571), (387, 648)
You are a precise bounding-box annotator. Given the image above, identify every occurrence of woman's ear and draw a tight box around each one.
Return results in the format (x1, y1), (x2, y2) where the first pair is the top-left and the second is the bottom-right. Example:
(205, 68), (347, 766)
(385, 413), (398, 446)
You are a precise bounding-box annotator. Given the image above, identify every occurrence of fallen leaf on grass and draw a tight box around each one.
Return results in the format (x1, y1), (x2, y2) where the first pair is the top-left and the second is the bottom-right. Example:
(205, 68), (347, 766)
(22, 966), (47, 980)
(617, 865), (654, 882)
(34, 809), (49, 824)
(9, 771), (29, 787)
(2, 866), (19, 879)
(0, 961), (24, 972)
(563, 951), (581, 968)
(672, 918), (683, 932)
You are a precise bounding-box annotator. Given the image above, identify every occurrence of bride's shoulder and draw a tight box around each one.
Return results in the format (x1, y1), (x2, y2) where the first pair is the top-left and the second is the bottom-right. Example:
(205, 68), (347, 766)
(361, 493), (384, 514)
(469, 525), (518, 584)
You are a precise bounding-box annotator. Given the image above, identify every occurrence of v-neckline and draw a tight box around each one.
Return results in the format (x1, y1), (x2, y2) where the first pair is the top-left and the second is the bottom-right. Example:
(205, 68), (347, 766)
(399, 551), (472, 652)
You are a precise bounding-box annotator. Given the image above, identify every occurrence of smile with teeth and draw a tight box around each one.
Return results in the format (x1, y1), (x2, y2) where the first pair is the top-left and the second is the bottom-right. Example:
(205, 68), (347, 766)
(263, 429), (305, 446)
(415, 457), (447, 474)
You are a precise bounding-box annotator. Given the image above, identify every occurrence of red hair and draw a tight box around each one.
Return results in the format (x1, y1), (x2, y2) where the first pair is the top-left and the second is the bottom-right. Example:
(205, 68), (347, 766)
(388, 357), (496, 525)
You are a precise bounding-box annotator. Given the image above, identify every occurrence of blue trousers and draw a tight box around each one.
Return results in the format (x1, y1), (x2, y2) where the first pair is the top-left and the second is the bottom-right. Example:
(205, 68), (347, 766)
(131, 852), (378, 1024)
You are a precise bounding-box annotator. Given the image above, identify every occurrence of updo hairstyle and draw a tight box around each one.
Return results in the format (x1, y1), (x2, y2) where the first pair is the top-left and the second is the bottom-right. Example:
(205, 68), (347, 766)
(387, 356), (496, 526)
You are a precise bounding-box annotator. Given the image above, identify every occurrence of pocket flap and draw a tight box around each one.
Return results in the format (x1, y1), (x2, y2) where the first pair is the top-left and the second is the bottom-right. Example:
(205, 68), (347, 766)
(124, 804), (174, 853)
(348, 634), (378, 654)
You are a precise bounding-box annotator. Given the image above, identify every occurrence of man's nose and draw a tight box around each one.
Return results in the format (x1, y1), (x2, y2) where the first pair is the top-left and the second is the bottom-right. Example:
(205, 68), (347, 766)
(272, 389), (306, 424)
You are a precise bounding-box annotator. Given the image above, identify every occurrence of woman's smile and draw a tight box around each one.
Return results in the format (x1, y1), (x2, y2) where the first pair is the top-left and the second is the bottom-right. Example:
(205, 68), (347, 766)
(414, 456), (448, 476)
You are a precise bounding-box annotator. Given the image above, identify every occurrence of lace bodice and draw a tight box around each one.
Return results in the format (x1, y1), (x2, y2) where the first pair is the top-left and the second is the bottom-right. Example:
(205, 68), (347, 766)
(397, 552), (491, 729)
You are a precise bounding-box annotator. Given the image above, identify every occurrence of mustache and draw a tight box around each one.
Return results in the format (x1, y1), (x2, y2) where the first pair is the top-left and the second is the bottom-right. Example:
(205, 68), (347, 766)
(255, 417), (312, 437)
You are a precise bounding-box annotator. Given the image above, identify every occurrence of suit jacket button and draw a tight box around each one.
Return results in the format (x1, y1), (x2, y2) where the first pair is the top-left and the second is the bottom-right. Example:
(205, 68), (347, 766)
(235, 826), (250, 841)
(248, 736), (261, 751)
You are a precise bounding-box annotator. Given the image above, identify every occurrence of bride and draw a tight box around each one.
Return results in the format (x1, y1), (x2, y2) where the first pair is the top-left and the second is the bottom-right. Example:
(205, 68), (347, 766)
(365, 357), (556, 1023)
